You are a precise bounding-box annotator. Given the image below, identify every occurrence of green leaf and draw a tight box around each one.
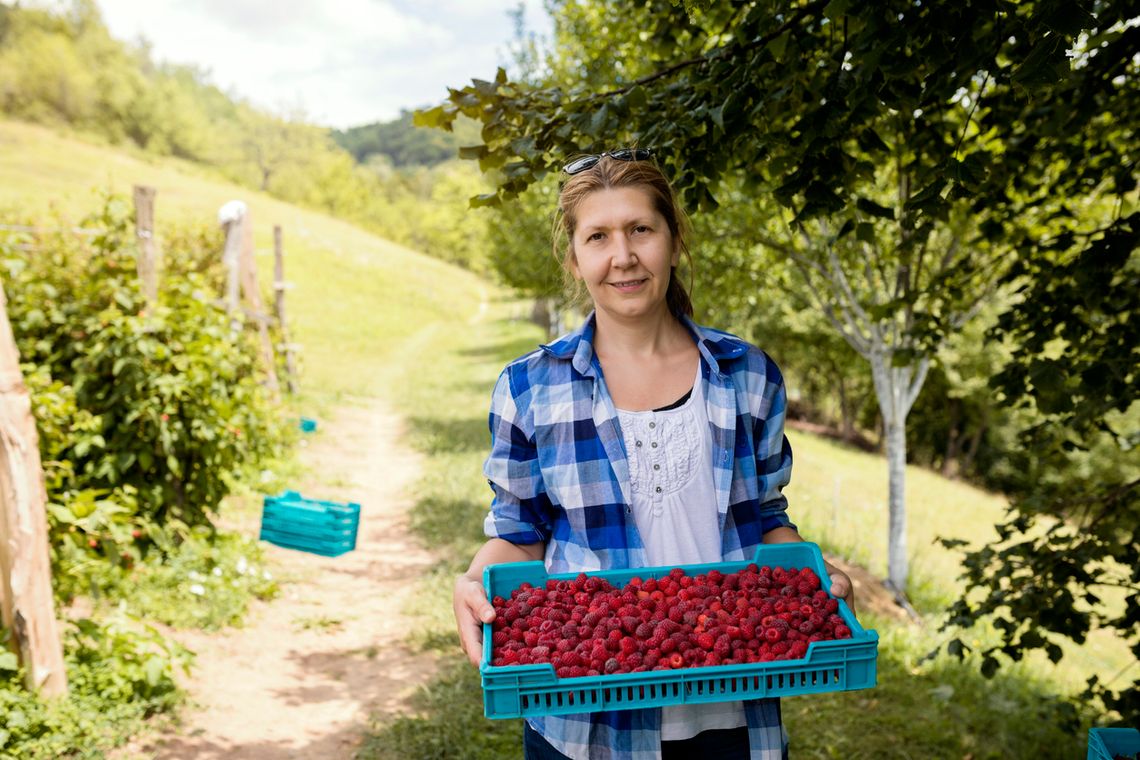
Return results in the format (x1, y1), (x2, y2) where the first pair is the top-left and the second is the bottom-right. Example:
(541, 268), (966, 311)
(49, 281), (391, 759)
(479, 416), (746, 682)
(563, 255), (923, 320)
(823, 0), (851, 21)
(856, 222), (876, 244)
(627, 86), (648, 111)
(457, 145), (488, 161)
(857, 198), (895, 220)
(469, 193), (501, 209)
(768, 31), (790, 62)
(1012, 35), (1068, 90)
(0, 651), (18, 671)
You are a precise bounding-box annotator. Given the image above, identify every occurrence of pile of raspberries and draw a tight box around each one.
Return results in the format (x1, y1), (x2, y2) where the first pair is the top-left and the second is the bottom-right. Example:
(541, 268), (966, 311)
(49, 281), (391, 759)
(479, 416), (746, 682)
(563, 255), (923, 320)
(488, 564), (852, 678)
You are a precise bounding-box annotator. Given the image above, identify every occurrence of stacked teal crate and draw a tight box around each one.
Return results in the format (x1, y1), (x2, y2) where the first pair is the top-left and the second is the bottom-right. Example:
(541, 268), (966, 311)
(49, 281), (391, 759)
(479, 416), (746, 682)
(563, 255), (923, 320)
(259, 491), (360, 557)
(1088, 727), (1140, 760)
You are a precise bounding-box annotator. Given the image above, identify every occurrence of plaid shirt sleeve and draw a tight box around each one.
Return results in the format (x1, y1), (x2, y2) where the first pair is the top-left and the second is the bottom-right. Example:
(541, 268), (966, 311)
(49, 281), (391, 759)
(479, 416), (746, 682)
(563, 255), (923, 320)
(482, 362), (554, 545)
(748, 349), (795, 534)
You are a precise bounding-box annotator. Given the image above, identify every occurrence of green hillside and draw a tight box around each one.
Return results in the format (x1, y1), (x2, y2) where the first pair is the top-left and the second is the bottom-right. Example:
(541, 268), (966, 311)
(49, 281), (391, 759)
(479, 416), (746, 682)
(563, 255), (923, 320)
(0, 119), (487, 399)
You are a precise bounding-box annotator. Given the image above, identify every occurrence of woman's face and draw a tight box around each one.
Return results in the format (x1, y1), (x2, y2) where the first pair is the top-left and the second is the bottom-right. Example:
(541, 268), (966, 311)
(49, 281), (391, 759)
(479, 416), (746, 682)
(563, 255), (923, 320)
(569, 186), (679, 323)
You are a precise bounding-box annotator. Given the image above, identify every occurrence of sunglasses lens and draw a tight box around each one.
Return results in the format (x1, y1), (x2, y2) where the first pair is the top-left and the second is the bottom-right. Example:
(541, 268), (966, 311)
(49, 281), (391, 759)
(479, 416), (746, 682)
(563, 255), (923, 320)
(562, 149), (653, 174)
(564, 156), (600, 174)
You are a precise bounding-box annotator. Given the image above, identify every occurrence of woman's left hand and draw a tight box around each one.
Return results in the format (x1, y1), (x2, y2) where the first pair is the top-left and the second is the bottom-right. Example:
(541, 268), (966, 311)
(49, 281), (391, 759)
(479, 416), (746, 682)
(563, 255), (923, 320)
(823, 562), (856, 615)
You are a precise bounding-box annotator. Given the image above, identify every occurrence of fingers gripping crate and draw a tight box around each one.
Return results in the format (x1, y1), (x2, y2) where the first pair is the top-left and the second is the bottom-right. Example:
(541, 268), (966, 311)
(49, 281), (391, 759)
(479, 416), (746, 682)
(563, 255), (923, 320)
(480, 542), (878, 719)
(259, 491), (360, 557)
(1088, 727), (1140, 760)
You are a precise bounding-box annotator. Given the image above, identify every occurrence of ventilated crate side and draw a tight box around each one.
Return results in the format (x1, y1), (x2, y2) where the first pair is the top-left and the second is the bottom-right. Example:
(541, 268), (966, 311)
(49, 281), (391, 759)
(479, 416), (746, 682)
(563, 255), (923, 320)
(258, 491), (360, 557)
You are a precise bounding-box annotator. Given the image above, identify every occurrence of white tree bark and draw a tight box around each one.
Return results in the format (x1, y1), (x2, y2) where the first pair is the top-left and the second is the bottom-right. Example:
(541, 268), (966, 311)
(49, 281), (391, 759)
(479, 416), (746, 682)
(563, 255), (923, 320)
(868, 348), (930, 595)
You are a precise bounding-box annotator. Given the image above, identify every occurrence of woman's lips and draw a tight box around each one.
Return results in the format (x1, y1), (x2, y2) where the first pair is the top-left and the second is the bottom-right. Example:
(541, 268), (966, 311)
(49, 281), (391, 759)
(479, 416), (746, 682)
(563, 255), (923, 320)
(609, 278), (647, 292)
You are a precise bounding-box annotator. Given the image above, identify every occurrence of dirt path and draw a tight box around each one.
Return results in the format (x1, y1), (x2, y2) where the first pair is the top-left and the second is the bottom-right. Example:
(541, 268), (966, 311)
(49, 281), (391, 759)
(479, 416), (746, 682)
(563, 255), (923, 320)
(119, 399), (438, 759)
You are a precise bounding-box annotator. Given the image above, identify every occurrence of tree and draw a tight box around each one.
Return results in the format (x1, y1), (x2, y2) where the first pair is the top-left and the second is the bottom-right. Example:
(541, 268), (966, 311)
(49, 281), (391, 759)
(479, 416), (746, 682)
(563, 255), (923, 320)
(419, 0), (1049, 596)
(419, 0), (1137, 714)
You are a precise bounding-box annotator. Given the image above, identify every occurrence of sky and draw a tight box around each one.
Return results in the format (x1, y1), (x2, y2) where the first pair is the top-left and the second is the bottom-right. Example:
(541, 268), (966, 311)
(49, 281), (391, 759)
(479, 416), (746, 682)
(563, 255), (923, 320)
(94, 0), (551, 129)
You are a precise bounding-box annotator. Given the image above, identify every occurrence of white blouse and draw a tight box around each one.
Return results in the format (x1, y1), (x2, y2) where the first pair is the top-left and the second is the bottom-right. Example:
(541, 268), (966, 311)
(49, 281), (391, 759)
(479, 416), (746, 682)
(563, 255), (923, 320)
(615, 361), (746, 740)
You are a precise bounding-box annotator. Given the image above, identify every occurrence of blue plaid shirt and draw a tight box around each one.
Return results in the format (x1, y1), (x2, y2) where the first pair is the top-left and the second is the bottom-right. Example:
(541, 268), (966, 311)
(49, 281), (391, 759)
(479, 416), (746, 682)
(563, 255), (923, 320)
(483, 312), (794, 760)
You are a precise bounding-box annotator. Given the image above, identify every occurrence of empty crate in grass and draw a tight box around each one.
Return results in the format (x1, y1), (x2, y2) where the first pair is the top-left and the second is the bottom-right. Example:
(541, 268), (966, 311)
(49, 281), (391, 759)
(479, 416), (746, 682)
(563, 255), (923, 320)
(480, 542), (878, 719)
(1088, 727), (1140, 760)
(259, 491), (360, 557)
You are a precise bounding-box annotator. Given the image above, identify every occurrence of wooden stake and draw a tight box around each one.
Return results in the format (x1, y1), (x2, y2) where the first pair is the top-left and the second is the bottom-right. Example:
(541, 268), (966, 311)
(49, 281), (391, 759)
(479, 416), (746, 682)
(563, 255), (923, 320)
(273, 226), (298, 394)
(220, 212), (243, 328)
(0, 279), (67, 697)
(133, 186), (158, 305)
(236, 212), (279, 399)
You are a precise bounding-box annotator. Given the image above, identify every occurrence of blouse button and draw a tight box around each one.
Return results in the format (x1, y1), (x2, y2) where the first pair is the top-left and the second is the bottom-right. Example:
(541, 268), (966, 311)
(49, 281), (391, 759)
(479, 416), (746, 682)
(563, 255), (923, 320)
(653, 464), (660, 471)
(649, 421), (656, 429)
(655, 486), (662, 493)
(651, 442), (658, 448)
(636, 440), (643, 447)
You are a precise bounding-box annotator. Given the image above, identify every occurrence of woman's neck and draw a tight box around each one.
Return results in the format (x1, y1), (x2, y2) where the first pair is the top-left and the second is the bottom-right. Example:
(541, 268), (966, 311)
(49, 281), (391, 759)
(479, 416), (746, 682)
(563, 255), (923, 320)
(592, 304), (689, 360)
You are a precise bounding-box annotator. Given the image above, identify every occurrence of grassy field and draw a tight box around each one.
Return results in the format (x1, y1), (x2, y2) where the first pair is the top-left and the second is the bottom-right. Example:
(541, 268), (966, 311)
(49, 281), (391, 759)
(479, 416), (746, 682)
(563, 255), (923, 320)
(3, 119), (1123, 757)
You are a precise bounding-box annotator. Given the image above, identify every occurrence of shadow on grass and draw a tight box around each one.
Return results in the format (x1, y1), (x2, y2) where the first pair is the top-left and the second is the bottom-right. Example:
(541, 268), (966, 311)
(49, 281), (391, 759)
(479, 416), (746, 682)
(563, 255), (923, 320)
(406, 415), (489, 455)
(456, 333), (545, 364)
(358, 658), (522, 760)
(408, 494), (491, 553)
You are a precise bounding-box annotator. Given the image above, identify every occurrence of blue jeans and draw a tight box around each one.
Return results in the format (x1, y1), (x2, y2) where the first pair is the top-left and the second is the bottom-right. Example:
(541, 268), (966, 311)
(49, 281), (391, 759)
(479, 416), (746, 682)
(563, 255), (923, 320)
(523, 722), (787, 759)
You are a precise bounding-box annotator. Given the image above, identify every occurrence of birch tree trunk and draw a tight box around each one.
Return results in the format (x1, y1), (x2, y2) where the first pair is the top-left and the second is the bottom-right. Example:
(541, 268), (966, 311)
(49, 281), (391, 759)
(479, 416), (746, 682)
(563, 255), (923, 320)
(868, 350), (930, 596)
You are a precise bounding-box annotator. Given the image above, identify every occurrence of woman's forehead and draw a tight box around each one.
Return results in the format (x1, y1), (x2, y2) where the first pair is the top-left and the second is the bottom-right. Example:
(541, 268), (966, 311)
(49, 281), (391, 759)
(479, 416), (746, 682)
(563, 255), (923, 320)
(575, 186), (660, 227)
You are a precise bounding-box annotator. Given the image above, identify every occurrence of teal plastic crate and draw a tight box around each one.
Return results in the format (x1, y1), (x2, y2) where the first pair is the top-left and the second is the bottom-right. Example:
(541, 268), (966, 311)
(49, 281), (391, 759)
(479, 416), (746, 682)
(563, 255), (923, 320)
(259, 491), (359, 557)
(1088, 727), (1140, 760)
(480, 542), (878, 719)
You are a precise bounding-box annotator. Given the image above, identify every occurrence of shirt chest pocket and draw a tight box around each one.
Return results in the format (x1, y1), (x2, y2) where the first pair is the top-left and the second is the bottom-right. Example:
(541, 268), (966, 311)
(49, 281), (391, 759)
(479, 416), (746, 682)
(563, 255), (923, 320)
(531, 393), (628, 514)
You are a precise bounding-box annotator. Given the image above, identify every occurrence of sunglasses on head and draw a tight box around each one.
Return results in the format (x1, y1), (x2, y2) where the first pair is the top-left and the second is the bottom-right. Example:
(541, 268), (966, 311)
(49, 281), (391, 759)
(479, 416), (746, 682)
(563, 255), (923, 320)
(562, 148), (654, 175)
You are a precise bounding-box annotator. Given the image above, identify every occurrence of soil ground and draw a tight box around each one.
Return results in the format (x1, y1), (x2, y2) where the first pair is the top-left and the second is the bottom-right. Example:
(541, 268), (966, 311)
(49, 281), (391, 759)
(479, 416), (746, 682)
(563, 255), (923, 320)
(115, 399), (438, 759)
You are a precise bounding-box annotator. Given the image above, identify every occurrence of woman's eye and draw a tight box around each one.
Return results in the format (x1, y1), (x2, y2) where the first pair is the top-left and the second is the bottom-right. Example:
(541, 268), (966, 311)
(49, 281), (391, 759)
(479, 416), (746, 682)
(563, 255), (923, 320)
(633, 225), (650, 234)
(587, 232), (605, 242)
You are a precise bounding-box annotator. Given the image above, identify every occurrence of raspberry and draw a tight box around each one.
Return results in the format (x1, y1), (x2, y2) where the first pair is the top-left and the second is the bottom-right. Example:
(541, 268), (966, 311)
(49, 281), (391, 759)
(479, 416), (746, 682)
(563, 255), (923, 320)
(696, 632), (715, 650)
(635, 622), (655, 640)
(604, 657), (620, 674)
(492, 630), (508, 647)
(764, 627), (783, 643)
(668, 652), (684, 668)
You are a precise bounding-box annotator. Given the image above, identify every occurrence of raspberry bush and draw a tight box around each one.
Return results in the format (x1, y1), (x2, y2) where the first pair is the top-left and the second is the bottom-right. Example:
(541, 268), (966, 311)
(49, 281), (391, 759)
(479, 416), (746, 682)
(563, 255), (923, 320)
(489, 564), (852, 678)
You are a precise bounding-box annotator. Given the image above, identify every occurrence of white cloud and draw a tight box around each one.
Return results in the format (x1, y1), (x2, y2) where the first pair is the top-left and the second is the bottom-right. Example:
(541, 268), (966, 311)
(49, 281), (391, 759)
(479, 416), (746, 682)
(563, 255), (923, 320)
(93, 0), (549, 127)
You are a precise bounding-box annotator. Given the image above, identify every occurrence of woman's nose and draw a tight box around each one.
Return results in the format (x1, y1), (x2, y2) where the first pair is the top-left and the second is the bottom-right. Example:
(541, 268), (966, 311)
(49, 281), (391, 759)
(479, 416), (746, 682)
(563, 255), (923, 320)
(612, 236), (637, 267)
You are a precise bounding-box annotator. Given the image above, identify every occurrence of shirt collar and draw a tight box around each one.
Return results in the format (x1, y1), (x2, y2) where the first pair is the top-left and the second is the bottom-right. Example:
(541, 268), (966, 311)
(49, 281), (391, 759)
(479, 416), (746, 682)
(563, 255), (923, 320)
(539, 311), (749, 376)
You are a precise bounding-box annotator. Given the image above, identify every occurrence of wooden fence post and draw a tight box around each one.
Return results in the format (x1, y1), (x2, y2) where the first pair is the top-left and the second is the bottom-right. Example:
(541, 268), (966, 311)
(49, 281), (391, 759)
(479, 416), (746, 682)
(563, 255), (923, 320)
(236, 211), (280, 399)
(273, 226), (298, 394)
(0, 279), (67, 697)
(133, 185), (158, 305)
(218, 201), (245, 332)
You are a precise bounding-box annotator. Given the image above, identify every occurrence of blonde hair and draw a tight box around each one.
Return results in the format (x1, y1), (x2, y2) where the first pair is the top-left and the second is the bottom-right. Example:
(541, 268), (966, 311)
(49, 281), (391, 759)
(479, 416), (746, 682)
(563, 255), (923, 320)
(552, 156), (694, 318)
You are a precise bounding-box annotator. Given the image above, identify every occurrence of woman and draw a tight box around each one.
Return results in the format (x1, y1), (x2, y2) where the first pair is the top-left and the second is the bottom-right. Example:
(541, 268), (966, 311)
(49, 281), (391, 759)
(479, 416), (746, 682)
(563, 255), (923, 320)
(453, 149), (855, 760)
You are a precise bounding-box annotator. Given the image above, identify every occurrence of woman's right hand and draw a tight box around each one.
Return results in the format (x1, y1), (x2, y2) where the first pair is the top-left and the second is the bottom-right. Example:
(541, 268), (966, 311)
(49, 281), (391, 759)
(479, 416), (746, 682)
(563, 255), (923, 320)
(453, 573), (496, 666)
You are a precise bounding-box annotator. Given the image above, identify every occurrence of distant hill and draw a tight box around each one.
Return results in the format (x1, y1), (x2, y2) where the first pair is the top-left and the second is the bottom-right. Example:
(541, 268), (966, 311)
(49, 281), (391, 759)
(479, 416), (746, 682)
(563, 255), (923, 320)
(332, 111), (483, 168)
